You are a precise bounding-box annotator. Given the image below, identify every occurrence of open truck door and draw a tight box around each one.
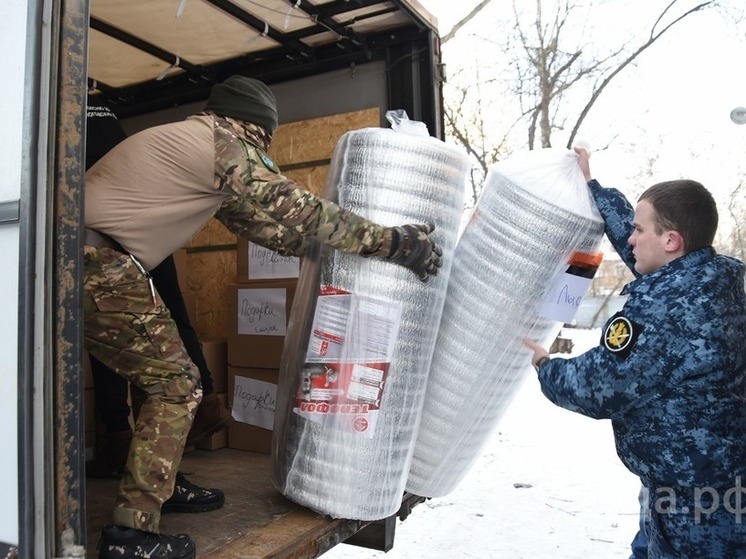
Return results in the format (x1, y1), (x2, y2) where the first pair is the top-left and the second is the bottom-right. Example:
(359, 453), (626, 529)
(6, 1), (445, 557)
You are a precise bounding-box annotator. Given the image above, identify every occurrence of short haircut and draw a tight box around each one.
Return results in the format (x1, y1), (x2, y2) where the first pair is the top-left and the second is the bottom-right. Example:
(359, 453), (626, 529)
(639, 180), (718, 254)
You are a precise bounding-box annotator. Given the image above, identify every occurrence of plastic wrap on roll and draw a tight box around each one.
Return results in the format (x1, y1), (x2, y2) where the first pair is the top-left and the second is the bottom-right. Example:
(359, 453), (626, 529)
(272, 127), (470, 519)
(406, 148), (606, 498)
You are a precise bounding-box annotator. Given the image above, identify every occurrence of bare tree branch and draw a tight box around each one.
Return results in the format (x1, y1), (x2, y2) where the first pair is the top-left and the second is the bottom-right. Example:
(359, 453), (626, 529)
(441, 0), (495, 44)
(566, 1), (714, 147)
(726, 179), (746, 261)
(439, 0), (718, 203)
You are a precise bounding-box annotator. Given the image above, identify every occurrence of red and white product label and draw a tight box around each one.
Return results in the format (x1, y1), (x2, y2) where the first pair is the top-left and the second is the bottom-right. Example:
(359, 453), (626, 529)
(292, 286), (402, 438)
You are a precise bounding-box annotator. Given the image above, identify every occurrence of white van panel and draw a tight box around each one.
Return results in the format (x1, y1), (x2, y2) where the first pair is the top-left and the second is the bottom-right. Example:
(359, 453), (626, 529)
(0, 227), (19, 545)
(0, 0), (28, 547)
(0, 3), (27, 201)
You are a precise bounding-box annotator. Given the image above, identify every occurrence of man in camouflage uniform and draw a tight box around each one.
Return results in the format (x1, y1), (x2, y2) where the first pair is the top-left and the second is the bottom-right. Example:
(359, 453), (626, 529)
(85, 75), (442, 559)
(85, 100), (232, 504)
(525, 148), (746, 558)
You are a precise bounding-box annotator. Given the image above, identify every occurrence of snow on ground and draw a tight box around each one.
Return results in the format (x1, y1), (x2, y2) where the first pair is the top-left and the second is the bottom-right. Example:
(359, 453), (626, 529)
(326, 328), (641, 558)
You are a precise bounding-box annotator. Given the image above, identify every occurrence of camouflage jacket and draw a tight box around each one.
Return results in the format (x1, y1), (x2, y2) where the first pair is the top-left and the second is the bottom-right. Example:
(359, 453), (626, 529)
(538, 180), (746, 494)
(85, 112), (392, 270)
(210, 114), (392, 258)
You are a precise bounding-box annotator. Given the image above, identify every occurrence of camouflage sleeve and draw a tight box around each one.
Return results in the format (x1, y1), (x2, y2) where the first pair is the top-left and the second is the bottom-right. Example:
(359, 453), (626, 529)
(587, 179), (639, 277)
(215, 199), (310, 257)
(213, 123), (394, 258)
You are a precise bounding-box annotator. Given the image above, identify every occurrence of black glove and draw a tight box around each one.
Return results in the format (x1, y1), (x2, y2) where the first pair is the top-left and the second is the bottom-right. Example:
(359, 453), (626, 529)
(387, 223), (443, 282)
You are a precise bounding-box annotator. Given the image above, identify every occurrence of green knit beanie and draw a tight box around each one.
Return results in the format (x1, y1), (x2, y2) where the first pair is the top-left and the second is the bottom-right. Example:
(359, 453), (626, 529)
(206, 76), (278, 134)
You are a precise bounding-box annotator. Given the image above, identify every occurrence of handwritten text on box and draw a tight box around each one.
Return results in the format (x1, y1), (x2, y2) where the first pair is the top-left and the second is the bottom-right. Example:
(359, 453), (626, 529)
(237, 288), (287, 336)
(232, 375), (276, 429)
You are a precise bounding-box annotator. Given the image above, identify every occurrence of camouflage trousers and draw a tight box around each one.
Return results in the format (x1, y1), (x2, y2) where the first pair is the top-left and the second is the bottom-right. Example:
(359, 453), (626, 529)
(83, 246), (202, 532)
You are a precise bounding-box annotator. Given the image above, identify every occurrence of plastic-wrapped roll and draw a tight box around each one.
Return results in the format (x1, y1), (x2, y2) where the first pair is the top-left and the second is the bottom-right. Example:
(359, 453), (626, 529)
(272, 127), (470, 519)
(406, 148), (605, 498)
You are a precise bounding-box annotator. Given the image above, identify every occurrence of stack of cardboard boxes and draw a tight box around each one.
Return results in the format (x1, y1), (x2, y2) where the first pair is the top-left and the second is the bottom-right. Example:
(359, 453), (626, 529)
(225, 241), (301, 452)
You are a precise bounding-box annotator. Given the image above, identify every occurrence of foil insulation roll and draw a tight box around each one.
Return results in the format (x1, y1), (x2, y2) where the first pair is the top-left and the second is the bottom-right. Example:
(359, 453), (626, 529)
(272, 127), (470, 519)
(406, 154), (605, 498)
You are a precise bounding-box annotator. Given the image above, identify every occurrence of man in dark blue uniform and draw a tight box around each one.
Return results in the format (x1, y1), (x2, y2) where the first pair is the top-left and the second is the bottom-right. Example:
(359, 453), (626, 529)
(525, 147), (746, 558)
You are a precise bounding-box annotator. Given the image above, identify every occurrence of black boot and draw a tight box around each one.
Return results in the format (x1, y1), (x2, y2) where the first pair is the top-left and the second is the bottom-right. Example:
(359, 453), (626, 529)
(162, 471), (225, 514)
(98, 525), (195, 559)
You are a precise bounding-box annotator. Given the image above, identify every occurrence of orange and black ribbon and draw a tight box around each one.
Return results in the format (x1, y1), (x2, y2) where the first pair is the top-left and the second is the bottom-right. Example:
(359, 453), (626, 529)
(565, 251), (603, 279)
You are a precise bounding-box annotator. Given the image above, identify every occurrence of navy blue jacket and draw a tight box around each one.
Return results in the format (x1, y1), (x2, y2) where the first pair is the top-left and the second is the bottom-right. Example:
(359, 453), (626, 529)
(538, 180), (746, 557)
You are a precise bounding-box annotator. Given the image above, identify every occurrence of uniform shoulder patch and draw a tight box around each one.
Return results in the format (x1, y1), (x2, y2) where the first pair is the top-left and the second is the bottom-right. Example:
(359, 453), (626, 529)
(602, 314), (642, 358)
(258, 150), (280, 174)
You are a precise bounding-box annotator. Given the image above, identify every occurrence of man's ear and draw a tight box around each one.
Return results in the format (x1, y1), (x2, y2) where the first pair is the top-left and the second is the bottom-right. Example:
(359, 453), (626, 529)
(664, 230), (684, 254)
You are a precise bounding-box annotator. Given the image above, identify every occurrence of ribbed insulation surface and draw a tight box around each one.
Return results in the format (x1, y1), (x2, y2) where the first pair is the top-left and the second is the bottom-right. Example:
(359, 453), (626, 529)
(272, 128), (470, 519)
(406, 161), (605, 498)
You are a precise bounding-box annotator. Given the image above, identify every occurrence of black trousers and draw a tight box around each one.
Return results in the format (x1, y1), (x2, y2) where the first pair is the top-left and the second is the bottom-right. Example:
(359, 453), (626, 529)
(91, 253), (213, 432)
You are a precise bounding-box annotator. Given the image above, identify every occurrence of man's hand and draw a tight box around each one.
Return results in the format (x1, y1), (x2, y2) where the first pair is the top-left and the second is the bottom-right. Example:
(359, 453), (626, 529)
(573, 146), (593, 182)
(523, 338), (550, 372)
(388, 223), (443, 282)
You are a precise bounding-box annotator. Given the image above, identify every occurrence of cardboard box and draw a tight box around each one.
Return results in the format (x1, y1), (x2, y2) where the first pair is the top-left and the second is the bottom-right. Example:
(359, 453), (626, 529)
(200, 339), (227, 393)
(196, 426), (228, 451)
(196, 392), (229, 451)
(227, 281), (297, 369)
(227, 367), (279, 453)
(228, 421), (273, 454)
(236, 238), (301, 283)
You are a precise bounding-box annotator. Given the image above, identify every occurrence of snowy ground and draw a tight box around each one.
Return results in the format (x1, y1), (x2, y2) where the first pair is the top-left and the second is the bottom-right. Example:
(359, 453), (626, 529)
(326, 328), (641, 559)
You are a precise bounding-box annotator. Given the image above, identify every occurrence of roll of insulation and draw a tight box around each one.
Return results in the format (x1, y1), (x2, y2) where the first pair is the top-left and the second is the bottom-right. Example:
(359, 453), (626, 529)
(272, 127), (470, 519)
(406, 148), (606, 498)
